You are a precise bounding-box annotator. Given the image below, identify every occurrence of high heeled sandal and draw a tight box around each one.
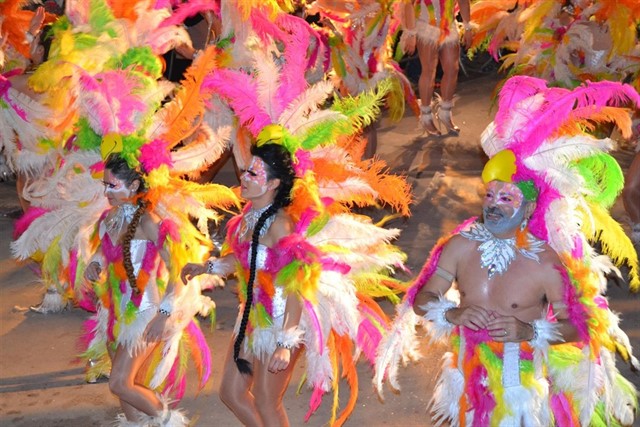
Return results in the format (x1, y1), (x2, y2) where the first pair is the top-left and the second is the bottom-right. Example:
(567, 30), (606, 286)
(437, 100), (460, 134)
(419, 104), (441, 135)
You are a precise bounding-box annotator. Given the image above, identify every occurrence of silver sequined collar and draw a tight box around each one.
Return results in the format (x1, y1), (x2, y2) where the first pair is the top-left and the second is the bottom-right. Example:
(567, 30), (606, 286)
(239, 203), (274, 239)
(460, 222), (545, 279)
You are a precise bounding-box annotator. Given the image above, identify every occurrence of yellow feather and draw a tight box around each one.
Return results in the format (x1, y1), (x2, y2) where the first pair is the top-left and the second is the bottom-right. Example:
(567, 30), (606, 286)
(581, 202), (639, 291)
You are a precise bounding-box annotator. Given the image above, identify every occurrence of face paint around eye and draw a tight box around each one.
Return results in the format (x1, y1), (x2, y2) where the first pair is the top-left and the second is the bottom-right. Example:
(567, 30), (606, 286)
(482, 181), (527, 236)
(103, 170), (134, 207)
(240, 156), (270, 200)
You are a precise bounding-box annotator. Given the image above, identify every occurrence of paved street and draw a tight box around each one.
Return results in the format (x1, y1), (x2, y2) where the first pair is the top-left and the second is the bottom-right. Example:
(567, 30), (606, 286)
(1, 72), (638, 426)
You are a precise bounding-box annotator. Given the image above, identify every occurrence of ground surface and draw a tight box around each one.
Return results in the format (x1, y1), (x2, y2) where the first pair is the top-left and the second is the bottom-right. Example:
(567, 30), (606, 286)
(1, 72), (638, 426)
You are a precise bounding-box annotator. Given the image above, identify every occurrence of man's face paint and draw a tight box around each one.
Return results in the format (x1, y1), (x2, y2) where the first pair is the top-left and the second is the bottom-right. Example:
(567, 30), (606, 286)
(240, 156), (270, 199)
(482, 181), (527, 236)
(103, 169), (134, 207)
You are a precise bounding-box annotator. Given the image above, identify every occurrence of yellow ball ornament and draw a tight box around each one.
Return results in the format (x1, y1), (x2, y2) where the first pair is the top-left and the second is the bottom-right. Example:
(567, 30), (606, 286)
(100, 133), (124, 160)
(482, 149), (517, 184)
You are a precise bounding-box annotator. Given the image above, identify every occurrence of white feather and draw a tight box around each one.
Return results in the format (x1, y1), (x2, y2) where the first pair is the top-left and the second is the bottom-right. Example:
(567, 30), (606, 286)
(373, 304), (422, 397)
(170, 124), (231, 174)
(429, 354), (463, 426)
(318, 177), (377, 202)
(309, 214), (400, 248)
(279, 80), (335, 132)
(252, 48), (281, 121)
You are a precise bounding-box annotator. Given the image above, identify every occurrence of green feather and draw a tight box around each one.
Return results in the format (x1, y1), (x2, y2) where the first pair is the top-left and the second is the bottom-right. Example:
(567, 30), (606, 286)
(306, 212), (330, 237)
(74, 118), (102, 150)
(88, 0), (115, 34)
(116, 47), (163, 79)
(573, 153), (623, 209)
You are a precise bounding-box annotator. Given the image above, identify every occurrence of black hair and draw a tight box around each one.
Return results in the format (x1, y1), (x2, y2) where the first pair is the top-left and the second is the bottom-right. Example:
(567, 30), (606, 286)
(104, 153), (146, 293)
(233, 143), (297, 375)
(39, 24), (54, 62)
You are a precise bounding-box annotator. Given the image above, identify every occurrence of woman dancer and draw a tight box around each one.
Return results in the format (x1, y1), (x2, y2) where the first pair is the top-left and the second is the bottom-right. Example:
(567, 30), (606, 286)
(182, 141), (301, 426)
(399, 0), (473, 134)
(84, 153), (210, 426)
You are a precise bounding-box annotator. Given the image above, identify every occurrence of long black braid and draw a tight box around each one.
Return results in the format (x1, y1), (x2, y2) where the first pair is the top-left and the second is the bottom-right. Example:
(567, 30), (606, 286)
(233, 143), (296, 375)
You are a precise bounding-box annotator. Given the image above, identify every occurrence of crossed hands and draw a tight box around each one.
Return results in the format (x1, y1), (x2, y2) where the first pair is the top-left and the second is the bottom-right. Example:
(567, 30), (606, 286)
(446, 305), (534, 342)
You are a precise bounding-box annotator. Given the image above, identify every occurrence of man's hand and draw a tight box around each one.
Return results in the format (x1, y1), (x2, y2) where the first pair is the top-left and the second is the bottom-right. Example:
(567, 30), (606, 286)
(180, 262), (207, 283)
(84, 261), (102, 282)
(268, 347), (291, 373)
(487, 314), (534, 342)
(446, 305), (494, 330)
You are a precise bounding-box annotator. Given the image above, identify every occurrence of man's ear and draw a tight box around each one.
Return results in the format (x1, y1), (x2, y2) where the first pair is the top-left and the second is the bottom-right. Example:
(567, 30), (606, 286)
(525, 201), (536, 219)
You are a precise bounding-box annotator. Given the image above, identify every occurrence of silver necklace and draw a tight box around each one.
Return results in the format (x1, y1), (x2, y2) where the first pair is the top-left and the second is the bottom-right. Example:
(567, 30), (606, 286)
(239, 204), (274, 239)
(104, 203), (136, 242)
(460, 222), (545, 279)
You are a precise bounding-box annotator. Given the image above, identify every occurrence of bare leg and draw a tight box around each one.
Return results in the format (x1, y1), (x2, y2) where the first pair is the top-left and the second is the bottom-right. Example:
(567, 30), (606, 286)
(417, 40), (441, 134)
(219, 341), (263, 426)
(437, 42), (461, 133)
(252, 347), (302, 427)
(109, 344), (162, 421)
(623, 151), (640, 243)
(438, 42), (460, 102)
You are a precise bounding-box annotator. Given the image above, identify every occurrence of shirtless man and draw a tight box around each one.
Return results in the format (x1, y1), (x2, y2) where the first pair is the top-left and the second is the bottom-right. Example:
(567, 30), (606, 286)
(414, 179), (578, 345)
(409, 177), (582, 425)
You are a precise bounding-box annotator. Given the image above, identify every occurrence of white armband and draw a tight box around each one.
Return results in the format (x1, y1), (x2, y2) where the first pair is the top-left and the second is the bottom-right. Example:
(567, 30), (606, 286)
(206, 258), (225, 276)
(275, 326), (304, 350)
(419, 296), (457, 341)
(158, 293), (175, 317)
(403, 28), (417, 36)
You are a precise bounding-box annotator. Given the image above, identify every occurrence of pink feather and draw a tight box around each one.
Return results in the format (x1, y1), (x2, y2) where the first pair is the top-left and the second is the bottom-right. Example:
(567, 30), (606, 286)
(305, 387), (325, 421)
(558, 265), (590, 342)
(160, 0), (220, 28)
(78, 71), (147, 135)
(273, 14), (313, 113)
(186, 321), (212, 388)
(13, 207), (50, 239)
(202, 70), (271, 136)
(304, 299), (324, 355)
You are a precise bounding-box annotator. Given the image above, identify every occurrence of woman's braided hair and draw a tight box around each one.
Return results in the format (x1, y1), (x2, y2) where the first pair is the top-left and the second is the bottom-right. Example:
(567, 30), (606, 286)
(233, 143), (296, 375)
(104, 154), (146, 293)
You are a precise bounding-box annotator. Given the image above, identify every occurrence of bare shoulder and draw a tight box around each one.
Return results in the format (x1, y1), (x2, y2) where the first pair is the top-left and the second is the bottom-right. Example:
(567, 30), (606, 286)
(138, 210), (161, 242)
(443, 234), (477, 255)
(267, 210), (294, 241)
(536, 243), (562, 268)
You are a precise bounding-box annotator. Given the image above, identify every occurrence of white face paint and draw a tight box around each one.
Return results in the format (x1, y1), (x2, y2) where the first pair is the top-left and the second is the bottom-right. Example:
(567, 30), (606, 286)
(482, 181), (527, 236)
(240, 156), (270, 200)
(103, 169), (135, 207)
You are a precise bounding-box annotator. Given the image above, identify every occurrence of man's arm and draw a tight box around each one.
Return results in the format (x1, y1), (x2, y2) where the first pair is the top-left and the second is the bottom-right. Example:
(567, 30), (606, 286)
(413, 236), (494, 331)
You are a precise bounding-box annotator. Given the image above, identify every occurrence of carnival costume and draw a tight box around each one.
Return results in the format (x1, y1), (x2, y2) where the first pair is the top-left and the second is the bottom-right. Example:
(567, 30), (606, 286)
(203, 9), (412, 419)
(375, 76), (640, 426)
(470, 0), (640, 91)
(306, 0), (419, 122)
(7, 1), (241, 424)
(410, 0), (461, 47)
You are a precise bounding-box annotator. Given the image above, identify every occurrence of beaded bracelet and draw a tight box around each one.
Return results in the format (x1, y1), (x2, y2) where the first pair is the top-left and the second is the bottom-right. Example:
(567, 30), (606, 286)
(276, 341), (293, 350)
(158, 307), (171, 317)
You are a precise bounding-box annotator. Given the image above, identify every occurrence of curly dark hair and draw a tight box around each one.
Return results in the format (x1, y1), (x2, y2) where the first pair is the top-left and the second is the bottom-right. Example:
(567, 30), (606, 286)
(233, 143), (297, 375)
